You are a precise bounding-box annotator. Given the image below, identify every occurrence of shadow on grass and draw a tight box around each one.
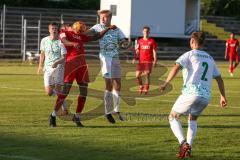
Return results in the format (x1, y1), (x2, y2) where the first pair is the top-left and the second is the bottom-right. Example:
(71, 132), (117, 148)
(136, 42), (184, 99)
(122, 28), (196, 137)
(0, 133), (237, 160)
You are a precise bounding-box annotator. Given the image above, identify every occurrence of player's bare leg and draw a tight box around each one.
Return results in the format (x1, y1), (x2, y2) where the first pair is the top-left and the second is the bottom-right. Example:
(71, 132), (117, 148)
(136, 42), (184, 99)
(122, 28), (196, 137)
(233, 61), (239, 72)
(49, 83), (72, 127)
(229, 60), (234, 76)
(136, 71), (143, 94)
(112, 78), (124, 121)
(104, 78), (115, 123)
(143, 71), (150, 94)
(44, 86), (55, 96)
(73, 83), (88, 127)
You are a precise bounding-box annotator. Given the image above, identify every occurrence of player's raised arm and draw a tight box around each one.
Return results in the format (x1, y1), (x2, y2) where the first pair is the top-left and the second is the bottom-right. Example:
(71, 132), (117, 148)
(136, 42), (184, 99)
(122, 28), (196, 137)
(37, 51), (45, 74)
(86, 25), (117, 41)
(159, 63), (181, 91)
(59, 32), (79, 47)
(215, 76), (227, 108)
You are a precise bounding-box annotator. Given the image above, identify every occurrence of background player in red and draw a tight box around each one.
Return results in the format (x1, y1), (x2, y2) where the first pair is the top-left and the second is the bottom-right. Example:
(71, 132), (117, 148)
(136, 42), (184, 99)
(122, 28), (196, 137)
(132, 26), (157, 94)
(49, 21), (116, 127)
(225, 32), (239, 76)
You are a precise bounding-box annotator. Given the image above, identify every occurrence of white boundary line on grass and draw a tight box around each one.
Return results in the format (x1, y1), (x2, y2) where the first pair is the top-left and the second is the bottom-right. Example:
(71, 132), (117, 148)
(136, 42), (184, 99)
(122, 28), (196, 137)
(0, 154), (41, 160)
(0, 86), (42, 92)
(136, 98), (240, 109)
(1, 86), (239, 109)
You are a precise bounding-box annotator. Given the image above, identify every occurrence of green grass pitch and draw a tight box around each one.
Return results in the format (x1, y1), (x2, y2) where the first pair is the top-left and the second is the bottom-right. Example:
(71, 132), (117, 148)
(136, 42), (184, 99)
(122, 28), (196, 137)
(0, 60), (239, 160)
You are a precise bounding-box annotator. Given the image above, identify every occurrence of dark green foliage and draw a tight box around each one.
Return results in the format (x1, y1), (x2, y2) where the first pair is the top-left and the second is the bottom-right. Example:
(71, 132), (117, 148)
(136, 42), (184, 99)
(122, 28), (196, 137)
(202, 0), (240, 17)
(0, 0), (100, 10)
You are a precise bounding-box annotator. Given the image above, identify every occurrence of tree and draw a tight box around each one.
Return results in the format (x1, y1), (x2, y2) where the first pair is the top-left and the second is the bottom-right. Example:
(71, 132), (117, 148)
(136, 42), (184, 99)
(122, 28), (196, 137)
(202, 0), (240, 17)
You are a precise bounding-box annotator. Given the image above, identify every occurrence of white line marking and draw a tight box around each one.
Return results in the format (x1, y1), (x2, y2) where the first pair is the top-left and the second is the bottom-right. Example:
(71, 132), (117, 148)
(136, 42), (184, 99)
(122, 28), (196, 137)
(0, 86), (42, 92)
(0, 154), (41, 160)
(135, 98), (240, 109)
(1, 86), (239, 109)
(135, 97), (151, 101)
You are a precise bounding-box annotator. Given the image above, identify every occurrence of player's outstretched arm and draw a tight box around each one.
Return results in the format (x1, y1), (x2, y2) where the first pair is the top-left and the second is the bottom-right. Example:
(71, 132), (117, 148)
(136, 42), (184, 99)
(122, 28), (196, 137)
(159, 63), (181, 91)
(61, 37), (79, 47)
(37, 51), (45, 74)
(87, 25), (117, 41)
(215, 76), (227, 108)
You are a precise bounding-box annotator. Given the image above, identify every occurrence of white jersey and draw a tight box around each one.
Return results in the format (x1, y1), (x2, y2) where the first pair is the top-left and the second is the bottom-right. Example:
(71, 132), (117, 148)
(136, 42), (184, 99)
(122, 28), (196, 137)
(176, 49), (221, 99)
(90, 24), (125, 58)
(40, 36), (67, 71)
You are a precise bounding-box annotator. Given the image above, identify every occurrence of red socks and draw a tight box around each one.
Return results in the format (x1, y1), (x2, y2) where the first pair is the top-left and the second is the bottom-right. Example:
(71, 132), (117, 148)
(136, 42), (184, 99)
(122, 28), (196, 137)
(54, 93), (67, 111)
(76, 96), (86, 113)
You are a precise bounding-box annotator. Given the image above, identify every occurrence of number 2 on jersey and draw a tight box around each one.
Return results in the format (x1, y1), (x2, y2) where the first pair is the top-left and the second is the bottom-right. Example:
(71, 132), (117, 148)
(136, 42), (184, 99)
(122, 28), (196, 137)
(201, 62), (208, 81)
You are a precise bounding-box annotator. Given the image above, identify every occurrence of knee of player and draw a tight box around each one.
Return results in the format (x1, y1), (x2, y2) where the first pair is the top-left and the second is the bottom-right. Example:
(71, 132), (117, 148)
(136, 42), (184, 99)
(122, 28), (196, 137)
(46, 91), (54, 96)
(105, 86), (113, 91)
(188, 115), (198, 121)
(168, 112), (180, 122)
(79, 95), (87, 101)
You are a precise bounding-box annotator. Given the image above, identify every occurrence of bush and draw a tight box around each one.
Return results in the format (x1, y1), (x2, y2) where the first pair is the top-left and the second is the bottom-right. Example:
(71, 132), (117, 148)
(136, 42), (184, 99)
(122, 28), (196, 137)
(202, 0), (240, 17)
(0, 0), (100, 10)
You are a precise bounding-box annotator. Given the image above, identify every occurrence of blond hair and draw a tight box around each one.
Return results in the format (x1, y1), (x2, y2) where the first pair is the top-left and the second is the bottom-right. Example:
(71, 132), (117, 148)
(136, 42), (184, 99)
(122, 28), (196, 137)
(97, 10), (112, 18)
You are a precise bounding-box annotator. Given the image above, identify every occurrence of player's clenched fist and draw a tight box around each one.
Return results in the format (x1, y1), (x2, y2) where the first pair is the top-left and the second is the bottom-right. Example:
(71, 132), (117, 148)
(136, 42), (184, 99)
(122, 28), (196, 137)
(108, 25), (117, 30)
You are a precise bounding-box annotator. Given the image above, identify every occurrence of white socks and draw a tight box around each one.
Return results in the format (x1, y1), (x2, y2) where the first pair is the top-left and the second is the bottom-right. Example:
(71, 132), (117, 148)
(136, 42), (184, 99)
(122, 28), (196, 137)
(170, 118), (198, 147)
(104, 90), (121, 114)
(112, 90), (120, 113)
(104, 90), (113, 114)
(169, 118), (185, 144)
(51, 111), (57, 117)
(187, 120), (197, 147)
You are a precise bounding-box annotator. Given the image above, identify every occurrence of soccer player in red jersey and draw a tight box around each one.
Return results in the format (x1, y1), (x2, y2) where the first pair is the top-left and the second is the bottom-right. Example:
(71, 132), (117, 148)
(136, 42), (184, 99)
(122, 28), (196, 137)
(49, 21), (116, 127)
(225, 33), (239, 76)
(132, 26), (157, 94)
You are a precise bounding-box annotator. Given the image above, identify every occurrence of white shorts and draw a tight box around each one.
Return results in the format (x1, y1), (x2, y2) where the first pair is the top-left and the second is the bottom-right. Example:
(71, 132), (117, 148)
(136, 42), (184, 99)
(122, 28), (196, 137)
(99, 54), (121, 79)
(172, 95), (209, 116)
(44, 66), (64, 87)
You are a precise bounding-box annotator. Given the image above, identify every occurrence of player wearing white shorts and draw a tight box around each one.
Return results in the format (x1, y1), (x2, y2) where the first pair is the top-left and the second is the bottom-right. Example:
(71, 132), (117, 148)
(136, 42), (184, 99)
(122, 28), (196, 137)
(90, 10), (127, 123)
(160, 31), (227, 159)
(37, 22), (66, 97)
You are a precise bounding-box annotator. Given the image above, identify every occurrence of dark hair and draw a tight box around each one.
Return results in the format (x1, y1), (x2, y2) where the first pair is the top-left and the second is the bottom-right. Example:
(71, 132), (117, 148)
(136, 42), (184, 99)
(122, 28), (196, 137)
(191, 31), (205, 46)
(49, 22), (58, 27)
(143, 26), (150, 31)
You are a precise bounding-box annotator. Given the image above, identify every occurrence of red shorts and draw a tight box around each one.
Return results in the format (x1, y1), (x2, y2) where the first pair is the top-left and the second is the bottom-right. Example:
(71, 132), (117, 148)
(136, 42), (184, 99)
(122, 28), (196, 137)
(229, 53), (239, 62)
(136, 62), (153, 73)
(64, 61), (89, 84)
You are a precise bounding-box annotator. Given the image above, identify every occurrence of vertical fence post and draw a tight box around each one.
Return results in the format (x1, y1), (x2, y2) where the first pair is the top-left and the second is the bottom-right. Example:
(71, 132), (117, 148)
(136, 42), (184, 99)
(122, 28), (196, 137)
(23, 19), (27, 61)
(60, 14), (64, 24)
(0, 10), (2, 30)
(37, 19), (41, 55)
(2, 4), (6, 48)
(21, 15), (24, 56)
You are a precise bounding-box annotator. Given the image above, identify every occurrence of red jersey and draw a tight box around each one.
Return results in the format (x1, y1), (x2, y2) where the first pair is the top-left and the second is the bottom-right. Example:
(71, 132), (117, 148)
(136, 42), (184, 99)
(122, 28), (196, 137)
(59, 31), (90, 62)
(137, 38), (157, 63)
(226, 39), (239, 55)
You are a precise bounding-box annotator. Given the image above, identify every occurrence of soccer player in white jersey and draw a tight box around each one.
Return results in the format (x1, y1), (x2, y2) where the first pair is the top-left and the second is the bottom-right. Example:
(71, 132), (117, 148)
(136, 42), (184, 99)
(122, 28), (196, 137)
(37, 22), (66, 112)
(160, 32), (227, 159)
(90, 10), (127, 123)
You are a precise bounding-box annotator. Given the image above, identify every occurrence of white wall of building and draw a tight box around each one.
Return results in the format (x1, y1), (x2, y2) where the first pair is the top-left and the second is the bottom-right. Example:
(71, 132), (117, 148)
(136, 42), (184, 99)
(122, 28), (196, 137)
(131, 0), (186, 38)
(100, 0), (132, 38)
(100, 0), (200, 38)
